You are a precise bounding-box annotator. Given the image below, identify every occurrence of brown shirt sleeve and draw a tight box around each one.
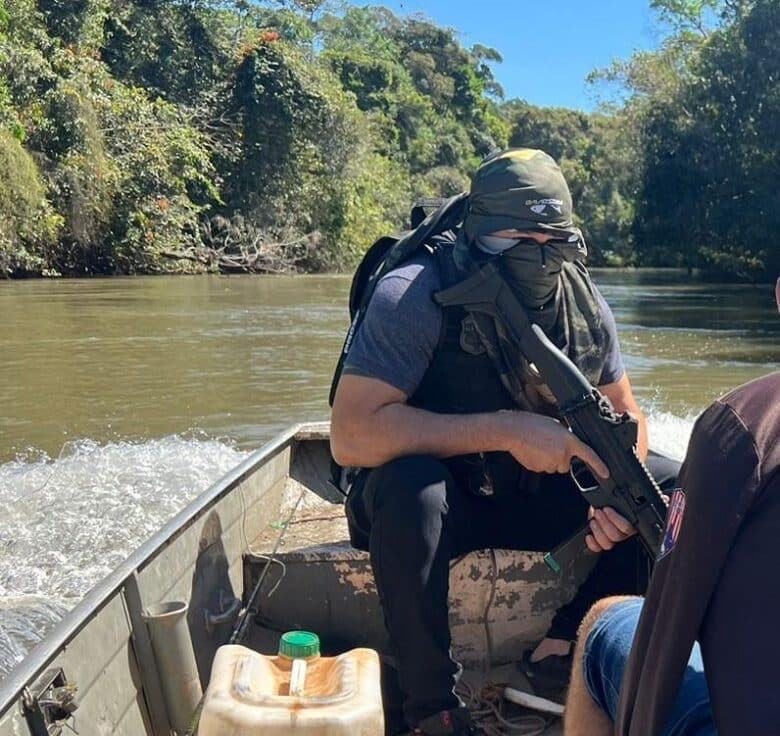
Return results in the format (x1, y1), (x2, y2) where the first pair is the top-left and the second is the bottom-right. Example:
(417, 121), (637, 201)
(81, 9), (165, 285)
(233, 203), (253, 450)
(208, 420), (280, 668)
(617, 372), (780, 735)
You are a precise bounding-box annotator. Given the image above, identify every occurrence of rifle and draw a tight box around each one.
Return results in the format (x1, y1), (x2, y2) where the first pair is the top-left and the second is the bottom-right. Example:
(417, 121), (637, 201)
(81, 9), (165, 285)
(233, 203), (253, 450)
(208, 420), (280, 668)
(435, 261), (668, 572)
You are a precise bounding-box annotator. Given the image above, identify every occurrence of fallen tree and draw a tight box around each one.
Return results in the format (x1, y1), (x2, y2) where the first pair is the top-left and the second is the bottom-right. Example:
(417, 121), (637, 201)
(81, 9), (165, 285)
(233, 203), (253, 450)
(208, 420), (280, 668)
(161, 220), (321, 274)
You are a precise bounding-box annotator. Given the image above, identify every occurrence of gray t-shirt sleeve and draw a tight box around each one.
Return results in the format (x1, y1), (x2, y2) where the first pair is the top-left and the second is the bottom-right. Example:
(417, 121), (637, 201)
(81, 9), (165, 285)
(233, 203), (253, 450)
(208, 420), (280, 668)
(343, 261), (624, 393)
(596, 288), (626, 386)
(342, 257), (442, 396)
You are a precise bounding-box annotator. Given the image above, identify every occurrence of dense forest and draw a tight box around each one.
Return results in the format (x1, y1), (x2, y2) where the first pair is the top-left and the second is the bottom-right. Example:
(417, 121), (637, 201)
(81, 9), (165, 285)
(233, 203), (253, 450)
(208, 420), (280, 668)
(0, 0), (777, 280)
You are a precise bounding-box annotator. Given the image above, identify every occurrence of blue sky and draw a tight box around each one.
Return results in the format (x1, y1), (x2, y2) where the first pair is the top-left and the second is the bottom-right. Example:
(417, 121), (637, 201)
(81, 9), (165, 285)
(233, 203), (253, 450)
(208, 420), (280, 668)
(358, 1), (665, 111)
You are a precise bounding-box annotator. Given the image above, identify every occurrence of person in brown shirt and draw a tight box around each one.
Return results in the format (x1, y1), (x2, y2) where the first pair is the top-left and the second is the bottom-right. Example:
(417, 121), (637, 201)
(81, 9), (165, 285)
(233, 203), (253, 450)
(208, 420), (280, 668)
(564, 277), (780, 736)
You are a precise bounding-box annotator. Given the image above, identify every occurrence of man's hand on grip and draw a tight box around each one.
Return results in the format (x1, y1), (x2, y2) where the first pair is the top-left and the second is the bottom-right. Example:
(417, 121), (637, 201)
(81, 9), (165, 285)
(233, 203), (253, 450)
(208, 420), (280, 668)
(499, 412), (610, 479)
(586, 507), (637, 552)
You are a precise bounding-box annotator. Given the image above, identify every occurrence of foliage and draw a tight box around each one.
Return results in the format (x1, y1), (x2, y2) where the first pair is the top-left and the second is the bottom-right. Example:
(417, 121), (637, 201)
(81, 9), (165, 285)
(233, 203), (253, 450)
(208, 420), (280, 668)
(37, 0), (111, 48)
(319, 6), (507, 173)
(0, 129), (61, 275)
(628, 0), (778, 279)
(101, 0), (233, 103)
(650, 0), (723, 34)
(0, 0), (512, 275)
(100, 85), (218, 274)
(0, 0), (775, 280)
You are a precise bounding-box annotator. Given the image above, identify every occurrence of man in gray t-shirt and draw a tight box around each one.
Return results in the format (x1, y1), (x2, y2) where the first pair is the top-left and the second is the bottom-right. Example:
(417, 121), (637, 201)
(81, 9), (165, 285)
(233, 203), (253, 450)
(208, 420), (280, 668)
(330, 149), (678, 736)
(344, 252), (626, 397)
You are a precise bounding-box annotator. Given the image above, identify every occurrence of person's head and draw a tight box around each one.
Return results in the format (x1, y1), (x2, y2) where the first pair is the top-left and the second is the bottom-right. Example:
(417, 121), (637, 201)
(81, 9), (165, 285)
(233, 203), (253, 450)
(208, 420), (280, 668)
(464, 148), (582, 248)
(462, 148), (586, 306)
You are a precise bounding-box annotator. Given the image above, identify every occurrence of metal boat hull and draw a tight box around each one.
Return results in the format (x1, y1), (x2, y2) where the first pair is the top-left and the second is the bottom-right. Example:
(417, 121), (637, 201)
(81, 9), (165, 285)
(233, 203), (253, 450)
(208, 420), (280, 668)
(0, 424), (593, 735)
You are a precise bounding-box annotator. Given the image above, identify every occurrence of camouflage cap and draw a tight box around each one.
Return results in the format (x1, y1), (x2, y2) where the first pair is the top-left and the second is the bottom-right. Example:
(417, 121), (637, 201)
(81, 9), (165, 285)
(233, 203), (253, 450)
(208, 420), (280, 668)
(463, 148), (578, 241)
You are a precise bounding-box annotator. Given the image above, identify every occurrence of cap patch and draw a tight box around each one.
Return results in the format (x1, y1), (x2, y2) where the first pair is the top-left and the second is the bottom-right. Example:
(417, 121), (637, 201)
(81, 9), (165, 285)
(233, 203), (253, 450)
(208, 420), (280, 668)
(496, 148), (540, 162)
(528, 198), (564, 216)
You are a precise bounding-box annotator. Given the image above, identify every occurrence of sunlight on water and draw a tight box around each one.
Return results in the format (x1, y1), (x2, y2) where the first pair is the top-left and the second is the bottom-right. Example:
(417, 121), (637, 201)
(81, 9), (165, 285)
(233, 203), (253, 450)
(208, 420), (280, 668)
(0, 435), (248, 677)
(647, 410), (696, 462)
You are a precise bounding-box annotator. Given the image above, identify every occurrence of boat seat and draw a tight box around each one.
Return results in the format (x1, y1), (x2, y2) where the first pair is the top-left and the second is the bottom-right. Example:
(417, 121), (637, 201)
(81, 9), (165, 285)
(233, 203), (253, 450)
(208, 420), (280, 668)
(244, 528), (592, 667)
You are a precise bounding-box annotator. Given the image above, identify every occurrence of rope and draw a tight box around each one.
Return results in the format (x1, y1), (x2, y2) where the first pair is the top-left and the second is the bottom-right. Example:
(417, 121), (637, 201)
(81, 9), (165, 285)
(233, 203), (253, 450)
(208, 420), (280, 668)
(456, 678), (551, 736)
(454, 548), (558, 735)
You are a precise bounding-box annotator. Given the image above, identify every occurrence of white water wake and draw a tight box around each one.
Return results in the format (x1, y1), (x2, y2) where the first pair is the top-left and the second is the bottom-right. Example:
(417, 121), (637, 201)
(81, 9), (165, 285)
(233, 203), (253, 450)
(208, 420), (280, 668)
(646, 409), (697, 462)
(0, 434), (249, 678)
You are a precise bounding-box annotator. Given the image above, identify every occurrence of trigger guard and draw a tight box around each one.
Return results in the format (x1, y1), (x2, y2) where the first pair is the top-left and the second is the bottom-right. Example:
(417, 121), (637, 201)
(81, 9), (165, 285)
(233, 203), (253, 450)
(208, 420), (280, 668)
(570, 459), (599, 494)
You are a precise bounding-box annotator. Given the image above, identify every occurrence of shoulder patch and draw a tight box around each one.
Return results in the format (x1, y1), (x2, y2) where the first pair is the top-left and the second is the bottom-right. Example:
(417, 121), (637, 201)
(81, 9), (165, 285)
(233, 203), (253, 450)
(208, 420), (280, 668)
(658, 488), (686, 561)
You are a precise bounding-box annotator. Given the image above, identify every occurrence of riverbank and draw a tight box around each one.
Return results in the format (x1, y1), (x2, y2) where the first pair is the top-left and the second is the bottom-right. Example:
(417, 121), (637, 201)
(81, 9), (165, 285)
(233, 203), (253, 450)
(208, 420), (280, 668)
(0, 265), (778, 285)
(3, 264), (776, 284)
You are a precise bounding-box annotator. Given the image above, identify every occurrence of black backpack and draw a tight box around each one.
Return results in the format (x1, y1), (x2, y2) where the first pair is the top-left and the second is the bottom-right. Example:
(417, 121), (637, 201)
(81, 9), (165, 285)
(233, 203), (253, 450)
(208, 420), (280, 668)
(328, 193), (469, 406)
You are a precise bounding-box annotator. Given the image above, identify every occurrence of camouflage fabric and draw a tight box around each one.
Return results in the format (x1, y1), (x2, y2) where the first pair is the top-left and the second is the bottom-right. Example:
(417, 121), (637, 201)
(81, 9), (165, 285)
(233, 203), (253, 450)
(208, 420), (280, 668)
(449, 148), (607, 412)
(458, 259), (607, 414)
(463, 148), (582, 241)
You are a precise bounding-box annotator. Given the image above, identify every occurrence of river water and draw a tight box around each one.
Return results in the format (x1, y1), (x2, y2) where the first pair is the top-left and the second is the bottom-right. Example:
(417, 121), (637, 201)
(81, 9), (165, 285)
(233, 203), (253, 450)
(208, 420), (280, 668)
(0, 271), (778, 678)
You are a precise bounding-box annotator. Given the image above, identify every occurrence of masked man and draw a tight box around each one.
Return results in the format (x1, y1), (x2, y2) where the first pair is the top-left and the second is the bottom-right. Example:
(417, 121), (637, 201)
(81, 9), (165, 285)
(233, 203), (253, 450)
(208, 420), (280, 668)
(330, 148), (679, 736)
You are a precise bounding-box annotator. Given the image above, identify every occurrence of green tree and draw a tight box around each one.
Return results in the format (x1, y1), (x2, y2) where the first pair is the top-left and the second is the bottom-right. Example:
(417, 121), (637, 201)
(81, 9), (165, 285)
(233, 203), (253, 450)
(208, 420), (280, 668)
(0, 129), (61, 275)
(632, 0), (777, 279)
(0, 0), (520, 275)
(102, 1), (233, 103)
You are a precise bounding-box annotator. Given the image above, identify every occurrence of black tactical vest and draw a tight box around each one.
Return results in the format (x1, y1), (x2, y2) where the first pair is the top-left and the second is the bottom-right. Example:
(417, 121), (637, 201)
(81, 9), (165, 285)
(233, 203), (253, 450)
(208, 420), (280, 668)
(408, 243), (535, 496)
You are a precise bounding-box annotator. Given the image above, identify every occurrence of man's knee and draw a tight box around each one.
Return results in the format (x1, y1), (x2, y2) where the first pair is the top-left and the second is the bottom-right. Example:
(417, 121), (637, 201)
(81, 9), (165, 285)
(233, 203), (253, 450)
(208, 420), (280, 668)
(563, 596), (631, 736)
(367, 455), (452, 522)
(565, 596), (640, 736)
(576, 595), (636, 644)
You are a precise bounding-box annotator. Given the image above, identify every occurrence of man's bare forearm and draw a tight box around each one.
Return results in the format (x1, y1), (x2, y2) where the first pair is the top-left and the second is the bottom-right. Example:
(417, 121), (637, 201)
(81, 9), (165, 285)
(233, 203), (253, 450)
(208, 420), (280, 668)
(331, 401), (515, 468)
(330, 375), (608, 477)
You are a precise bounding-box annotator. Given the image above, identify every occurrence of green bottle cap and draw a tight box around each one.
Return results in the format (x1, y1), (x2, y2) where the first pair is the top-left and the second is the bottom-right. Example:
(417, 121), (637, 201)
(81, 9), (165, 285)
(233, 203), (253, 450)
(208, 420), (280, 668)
(279, 631), (320, 659)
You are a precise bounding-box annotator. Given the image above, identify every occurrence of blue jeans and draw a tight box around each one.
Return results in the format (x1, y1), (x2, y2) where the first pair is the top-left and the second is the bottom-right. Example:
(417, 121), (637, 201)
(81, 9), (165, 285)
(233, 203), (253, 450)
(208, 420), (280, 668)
(583, 598), (717, 736)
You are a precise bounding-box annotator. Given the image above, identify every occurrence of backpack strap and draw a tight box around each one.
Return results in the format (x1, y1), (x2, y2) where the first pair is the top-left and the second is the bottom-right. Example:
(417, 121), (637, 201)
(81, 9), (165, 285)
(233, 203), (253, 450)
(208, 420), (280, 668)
(411, 197), (450, 229)
(379, 193), (467, 278)
(348, 234), (402, 319)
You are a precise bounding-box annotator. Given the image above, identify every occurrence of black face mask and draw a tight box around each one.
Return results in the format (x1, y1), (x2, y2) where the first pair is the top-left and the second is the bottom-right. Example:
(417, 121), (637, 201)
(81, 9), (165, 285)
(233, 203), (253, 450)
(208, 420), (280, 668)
(499, 238), (584, 308)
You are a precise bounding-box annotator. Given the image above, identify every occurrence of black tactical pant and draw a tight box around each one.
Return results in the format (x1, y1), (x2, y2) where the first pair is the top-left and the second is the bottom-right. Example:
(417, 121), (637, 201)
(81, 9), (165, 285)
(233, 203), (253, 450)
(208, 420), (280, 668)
(345, 453), (679, 726)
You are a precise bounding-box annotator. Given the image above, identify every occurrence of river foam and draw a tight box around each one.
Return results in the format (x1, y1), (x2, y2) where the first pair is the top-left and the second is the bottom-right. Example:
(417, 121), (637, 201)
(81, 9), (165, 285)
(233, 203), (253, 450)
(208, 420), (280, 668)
(646, 410), (697, 461)
(0, 434), (248, 678)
